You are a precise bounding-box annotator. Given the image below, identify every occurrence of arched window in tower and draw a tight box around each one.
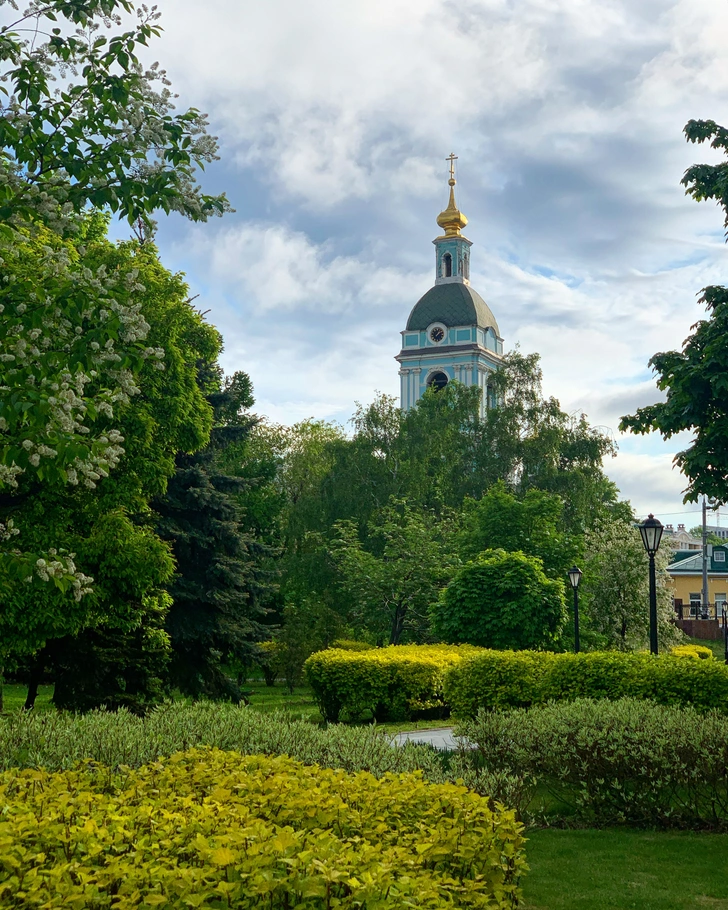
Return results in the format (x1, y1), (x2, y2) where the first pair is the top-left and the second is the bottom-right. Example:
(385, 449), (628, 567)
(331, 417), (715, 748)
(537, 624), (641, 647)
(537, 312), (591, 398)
(486, 382), (497, 410)
(442, 253), (452, 277)
(427, 371), (449, 391)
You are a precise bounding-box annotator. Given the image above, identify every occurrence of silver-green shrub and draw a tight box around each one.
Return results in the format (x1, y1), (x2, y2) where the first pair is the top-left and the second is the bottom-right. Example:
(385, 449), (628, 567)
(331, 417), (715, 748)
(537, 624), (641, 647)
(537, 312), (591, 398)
(454, 698), (728, 827)
(0, 702), (445, 780)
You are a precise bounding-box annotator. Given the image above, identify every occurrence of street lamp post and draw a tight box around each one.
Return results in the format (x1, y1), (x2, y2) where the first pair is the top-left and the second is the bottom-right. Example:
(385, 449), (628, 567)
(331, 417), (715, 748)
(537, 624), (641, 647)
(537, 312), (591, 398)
(567, 565), (583, 654)
(638, 514), (664, 656)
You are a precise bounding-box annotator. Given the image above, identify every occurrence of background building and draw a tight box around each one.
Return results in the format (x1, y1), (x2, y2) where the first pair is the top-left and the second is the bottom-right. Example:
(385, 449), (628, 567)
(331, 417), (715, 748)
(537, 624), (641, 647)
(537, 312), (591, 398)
(662, 523), (701, 551)
(668, 545), (728, 618)
(396, 157), (503, 417)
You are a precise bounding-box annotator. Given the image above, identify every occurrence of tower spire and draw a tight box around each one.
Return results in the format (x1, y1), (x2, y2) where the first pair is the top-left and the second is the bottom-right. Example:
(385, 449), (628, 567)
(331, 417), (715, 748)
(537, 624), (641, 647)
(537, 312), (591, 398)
(437, 153), (468, 237)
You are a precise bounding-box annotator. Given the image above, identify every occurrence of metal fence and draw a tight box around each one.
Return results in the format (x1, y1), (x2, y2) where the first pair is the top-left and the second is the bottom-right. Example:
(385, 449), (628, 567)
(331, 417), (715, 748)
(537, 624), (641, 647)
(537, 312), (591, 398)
(674, 601), (726, 623)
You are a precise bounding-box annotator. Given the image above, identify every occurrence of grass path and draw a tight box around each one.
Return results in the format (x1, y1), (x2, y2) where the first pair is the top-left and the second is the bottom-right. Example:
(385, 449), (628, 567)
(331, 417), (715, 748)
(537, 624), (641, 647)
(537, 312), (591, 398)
(523, 828), (728, 909)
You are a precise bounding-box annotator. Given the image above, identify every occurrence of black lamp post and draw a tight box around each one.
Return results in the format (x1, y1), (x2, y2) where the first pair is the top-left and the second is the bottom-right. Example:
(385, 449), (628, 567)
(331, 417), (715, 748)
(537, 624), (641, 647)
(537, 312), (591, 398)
(638, 514), (664, 656)
(567, 565), (582, 653)
(568, 566), (581, 654)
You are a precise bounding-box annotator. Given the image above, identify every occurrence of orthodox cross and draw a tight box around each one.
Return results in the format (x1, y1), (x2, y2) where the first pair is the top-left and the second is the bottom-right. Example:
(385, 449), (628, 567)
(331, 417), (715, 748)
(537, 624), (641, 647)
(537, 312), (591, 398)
(446, 152), (458, 180)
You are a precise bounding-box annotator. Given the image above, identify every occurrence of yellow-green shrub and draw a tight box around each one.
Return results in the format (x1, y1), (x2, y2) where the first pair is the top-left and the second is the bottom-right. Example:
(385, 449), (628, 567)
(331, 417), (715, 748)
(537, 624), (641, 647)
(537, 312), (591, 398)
(670, 643), (714, 660)
(330, 638), (375, 651)
(0, 749), (526, 909)
(305, 644), (478, 722)
(445, 649), (728, 717)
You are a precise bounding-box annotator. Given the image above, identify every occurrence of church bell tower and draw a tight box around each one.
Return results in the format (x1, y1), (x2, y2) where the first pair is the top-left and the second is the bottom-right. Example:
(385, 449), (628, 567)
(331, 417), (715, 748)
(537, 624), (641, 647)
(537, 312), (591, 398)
(396, 155), (504, 417)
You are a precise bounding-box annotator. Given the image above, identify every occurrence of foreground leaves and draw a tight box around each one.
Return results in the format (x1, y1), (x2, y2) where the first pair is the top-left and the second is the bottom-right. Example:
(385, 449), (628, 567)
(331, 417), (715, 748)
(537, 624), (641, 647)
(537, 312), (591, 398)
(0, 748), (526, 909)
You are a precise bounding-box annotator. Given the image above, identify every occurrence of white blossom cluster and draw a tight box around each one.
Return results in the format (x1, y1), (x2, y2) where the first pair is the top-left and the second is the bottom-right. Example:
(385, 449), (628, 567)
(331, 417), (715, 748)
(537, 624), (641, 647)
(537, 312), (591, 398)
(31, 550), (94, 601)
(0, 517), (20, 541)
(0, 221), (165, 490)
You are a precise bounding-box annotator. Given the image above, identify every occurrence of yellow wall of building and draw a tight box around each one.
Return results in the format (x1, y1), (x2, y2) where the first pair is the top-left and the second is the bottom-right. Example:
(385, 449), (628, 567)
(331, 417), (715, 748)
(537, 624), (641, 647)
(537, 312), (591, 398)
(670, 574), (728, 604)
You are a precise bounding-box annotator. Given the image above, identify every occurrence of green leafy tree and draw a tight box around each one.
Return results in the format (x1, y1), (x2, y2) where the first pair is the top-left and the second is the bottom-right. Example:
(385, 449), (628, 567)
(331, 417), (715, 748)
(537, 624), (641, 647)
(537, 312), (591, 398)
(2, 234), (220, 709)
(0, 1), (227, 227)
(620, 120), (728, 502)
(688, 526), (723, 545)
(44, 514), (174, 714)
(432, 549), (567, 650)
(330, 501), (456, 645)
(458, 481), (578, 580)
(268, 370), (619, 640)
(581, 517), (682, 651)
(263, 419), (348, 616)
(481, 350), (622, 531)
(320, 361), (620, 531)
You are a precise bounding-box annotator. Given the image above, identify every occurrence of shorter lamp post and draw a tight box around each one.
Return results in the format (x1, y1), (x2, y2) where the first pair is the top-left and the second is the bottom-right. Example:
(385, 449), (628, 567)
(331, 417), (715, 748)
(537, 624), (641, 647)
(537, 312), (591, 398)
(567, 565), (583, 654)
(638, 514), (664, 656)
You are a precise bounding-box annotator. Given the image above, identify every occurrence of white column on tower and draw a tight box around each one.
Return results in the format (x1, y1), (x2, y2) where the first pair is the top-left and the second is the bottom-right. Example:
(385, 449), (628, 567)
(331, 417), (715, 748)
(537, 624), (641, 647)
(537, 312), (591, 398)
(399, 369), (409, 410)
(478, 368), (488, 418)
(412, 368), (421, 406)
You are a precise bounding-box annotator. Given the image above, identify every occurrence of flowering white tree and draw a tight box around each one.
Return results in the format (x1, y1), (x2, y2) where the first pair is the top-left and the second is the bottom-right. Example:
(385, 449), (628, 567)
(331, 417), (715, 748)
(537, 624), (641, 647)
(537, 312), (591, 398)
(0, 2), (228, 602)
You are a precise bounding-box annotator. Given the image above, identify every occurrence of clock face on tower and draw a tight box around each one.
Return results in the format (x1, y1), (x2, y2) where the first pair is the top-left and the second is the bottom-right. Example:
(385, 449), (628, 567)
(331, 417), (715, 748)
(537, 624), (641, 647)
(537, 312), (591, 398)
(429, 326), (445, 343)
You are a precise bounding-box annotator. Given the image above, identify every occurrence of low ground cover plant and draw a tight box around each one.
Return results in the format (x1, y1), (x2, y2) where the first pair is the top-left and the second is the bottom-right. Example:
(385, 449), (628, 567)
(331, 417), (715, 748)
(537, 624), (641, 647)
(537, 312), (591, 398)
(0, 749), (526, 909)
(445, 649), (728, 716)
(454, 698), (728, 828)
(304, 644), (478, 722)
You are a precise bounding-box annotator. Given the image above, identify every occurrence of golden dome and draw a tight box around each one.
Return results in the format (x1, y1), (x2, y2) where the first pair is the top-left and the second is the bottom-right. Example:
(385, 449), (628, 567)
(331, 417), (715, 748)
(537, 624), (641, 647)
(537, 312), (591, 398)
(436, 177), (468, 237)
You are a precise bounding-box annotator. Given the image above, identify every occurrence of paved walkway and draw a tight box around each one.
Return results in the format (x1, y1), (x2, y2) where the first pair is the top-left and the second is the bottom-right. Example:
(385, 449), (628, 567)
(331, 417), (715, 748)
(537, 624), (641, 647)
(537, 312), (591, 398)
(391, 727), (461, 750)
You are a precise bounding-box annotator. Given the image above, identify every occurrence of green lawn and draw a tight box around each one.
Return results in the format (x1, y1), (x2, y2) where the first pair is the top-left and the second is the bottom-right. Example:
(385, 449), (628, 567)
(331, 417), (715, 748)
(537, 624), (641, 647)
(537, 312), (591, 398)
(2, 683), (54, 713)
(523, 828), (728, 909)
(243, 680), (322, 721)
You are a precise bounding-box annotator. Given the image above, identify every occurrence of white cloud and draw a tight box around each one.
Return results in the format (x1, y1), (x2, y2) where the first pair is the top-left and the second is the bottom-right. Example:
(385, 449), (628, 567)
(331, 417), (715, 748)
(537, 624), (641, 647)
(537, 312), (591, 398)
(181, 222), (423, 315)
(148, 0), (728, 518)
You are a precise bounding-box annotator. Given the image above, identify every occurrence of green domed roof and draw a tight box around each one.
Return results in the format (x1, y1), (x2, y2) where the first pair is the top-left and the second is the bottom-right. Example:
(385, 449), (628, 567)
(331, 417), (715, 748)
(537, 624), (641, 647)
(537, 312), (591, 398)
(406, 283), (500, 334)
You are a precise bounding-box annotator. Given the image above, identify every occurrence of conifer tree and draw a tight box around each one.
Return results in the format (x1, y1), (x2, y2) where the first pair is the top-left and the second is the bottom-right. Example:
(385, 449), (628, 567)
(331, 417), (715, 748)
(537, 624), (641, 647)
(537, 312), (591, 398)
(154, 373), (275, 700)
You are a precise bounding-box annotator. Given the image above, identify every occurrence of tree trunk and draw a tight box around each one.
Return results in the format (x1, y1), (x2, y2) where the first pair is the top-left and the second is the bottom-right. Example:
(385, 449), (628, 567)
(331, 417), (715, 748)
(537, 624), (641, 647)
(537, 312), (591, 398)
(23, 657), (43, 710)
(389, 606), (406, 645)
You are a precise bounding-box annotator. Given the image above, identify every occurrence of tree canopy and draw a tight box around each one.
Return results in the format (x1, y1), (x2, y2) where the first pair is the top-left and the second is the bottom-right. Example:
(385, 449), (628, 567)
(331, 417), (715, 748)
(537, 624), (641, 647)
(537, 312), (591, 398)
(0, 230), (218, 664)
(432, 549), (567, 651)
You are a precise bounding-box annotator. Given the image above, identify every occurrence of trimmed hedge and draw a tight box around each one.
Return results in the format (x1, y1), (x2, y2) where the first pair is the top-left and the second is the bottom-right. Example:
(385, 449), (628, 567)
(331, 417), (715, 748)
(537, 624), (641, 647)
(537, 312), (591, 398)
(304, 644), (477, 722)
(671, 643), (714, 660)
(454, 698), (728, 828)
(0, 749), (526, 909)
(445, 649), (728, 717)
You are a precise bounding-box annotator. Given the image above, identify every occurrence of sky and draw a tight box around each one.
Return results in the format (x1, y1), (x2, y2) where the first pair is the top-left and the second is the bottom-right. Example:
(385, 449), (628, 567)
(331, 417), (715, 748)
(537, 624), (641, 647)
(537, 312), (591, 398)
(137, 0), (728, 526)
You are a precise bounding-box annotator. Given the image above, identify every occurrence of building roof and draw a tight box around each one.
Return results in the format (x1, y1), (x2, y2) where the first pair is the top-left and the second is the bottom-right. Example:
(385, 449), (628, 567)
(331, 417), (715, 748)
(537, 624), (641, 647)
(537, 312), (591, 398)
(668, 545), (728, 574)
(406, 283), (500, 333)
